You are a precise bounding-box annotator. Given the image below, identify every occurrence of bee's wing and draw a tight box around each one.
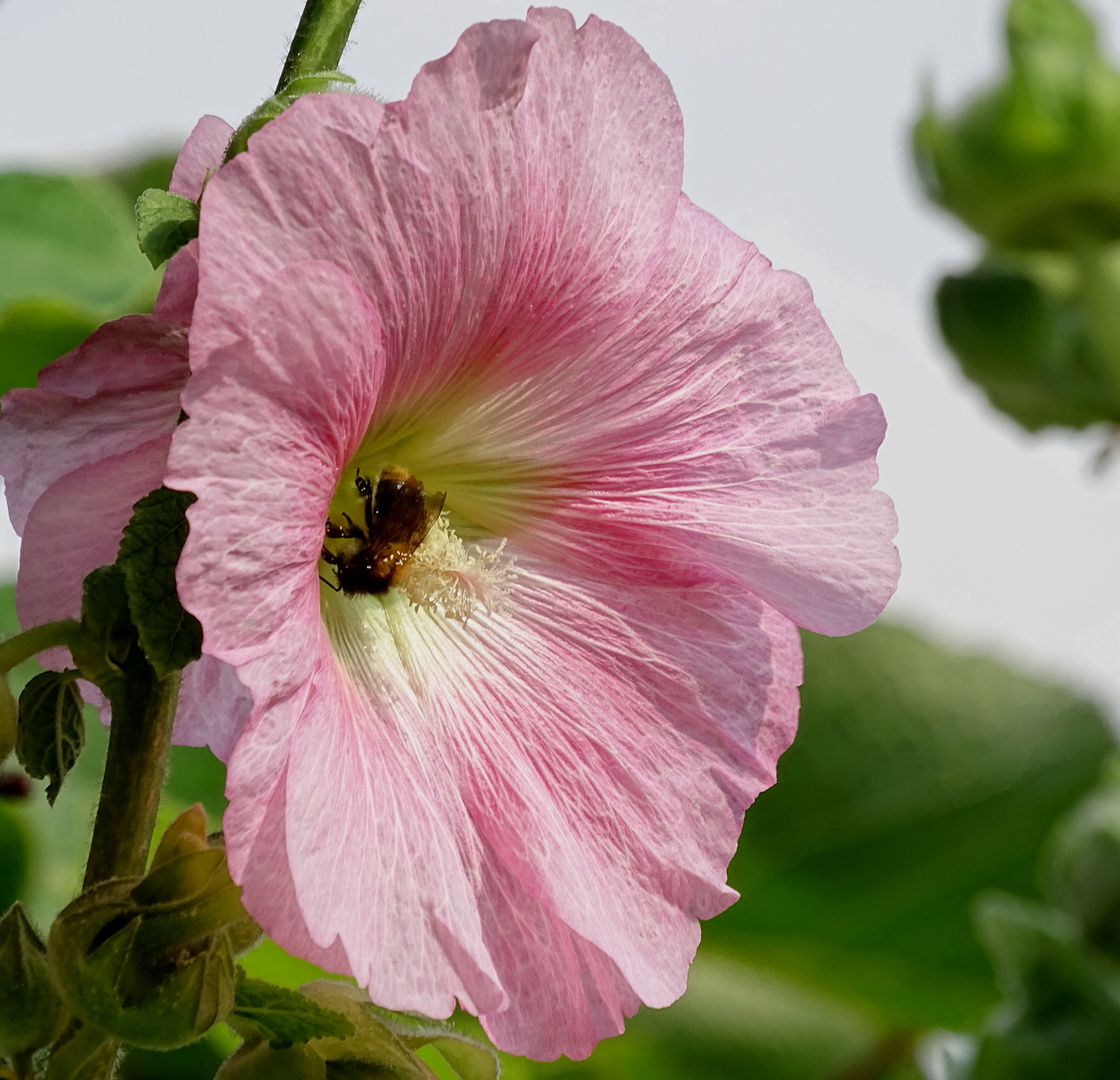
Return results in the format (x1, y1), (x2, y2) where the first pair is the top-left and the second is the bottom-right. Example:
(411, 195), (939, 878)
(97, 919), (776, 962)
(416, 489), (446, 545)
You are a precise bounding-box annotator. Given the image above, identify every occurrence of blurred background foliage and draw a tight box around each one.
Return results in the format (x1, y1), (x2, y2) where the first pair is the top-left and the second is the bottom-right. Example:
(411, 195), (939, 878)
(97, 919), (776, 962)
(915, 0), (1120, 439)
(4, 0), (1120, 1075)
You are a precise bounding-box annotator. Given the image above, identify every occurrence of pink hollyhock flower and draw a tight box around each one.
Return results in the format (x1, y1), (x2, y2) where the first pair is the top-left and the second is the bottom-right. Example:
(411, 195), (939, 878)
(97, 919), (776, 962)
(164, 8), (899, 1061)
(0, 114), (252, 757)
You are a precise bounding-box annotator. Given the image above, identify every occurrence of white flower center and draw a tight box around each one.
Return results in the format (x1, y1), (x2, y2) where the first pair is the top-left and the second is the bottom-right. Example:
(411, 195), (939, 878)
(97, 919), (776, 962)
(393, 515), (511, 622)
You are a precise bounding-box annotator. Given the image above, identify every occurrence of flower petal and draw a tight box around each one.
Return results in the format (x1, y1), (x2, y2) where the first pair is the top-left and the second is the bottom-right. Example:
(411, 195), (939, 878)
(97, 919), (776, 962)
(167, 257), (386, 860)
(0, 316), (187, 535)
(169, 114), (233, 202)
(386, 196), (899, 635)
(171, 654), (252, 762)
(476, 848), (640, 1060)
(15, 440), (169, 666)
(153, 240), (200, 323)
(190, 10), (683, 412)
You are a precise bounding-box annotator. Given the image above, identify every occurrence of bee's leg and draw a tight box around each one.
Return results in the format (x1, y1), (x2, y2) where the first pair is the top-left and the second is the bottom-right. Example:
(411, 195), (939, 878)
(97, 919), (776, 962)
(319, 574), (341, 592)
(325, 517), (363, 540)
(321, 545), (340, 564)
(355, 468), (376, 534)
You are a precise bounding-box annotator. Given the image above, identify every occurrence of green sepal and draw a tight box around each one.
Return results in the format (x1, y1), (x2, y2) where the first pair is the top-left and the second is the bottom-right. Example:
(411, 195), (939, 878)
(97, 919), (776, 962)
(15, 669), (84, 805)
(44, 1022), (120, 1080)
(116, 487), (203, 678)
(228, 977), (355, 1050)
(214, 1040), (326, 1080)
(0, 904), (67, 1058)
(1046, 757), (1120, 959)
(367, 1005), (499, 1080)
(914, 0), (1120, 250)
(224, 71), (355, 161)
(218, 980), (475, 1080)
(47, 806), (257, 1049)
(73, 564), (136, 699)
(135, 188), (200, 269)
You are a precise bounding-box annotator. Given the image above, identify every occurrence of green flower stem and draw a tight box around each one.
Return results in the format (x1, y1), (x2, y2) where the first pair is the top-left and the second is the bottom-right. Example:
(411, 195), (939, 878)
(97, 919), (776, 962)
(276, 0), (365, 91)
(83, 668), (181, 888)
(0, 619), (82, 674)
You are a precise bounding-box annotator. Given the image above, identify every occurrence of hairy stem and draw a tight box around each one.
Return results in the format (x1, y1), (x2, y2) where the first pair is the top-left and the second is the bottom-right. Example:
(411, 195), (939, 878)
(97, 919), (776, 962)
(277, 0), (365, 90)
(0, 619), (82, 674)
(83, 668), (181, 888)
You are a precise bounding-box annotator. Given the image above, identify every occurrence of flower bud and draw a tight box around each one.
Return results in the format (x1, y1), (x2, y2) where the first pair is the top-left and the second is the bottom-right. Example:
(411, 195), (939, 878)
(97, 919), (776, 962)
(214, 1041), (326, 1080)
(47, 805), (259, 1049)
(0, 904), (67, 1058)
(44, 1023), (120, 1080)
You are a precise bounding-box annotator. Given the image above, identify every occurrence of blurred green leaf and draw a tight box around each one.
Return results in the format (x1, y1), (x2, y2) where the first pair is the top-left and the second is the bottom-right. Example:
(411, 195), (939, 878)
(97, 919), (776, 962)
(1044, 757), (1120, 960)
(164, 745), (228, 822)
(0, 297), (100, 394)
(0, 173), (154, 311)
(967, 894), (1120, 1077)
(118, 1029), (237, 1080)
(0, 580), (110, 930)
(914, 0), (1120, 250)
(706, 624), (1112, 1032)
(237, 937), (333, 990)
(103, 152), (177, 209)
(935, 255), (1120, 430)
(0, 161), (169, 397)
(0, 804), (26, 912)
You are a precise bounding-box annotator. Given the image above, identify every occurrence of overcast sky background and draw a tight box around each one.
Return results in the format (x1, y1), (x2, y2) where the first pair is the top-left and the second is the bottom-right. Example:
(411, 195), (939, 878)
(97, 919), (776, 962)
(2, 0), (1119, 717)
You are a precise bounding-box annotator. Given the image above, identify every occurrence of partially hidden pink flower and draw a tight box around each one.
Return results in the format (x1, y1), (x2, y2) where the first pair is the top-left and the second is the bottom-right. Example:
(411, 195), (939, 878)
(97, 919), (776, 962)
(0, 113), (252, 758)
(163, 8), (900, 1061)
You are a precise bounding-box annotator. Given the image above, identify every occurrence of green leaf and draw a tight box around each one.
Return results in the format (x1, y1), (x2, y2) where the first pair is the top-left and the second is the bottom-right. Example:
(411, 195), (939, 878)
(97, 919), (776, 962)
(0, 172), (155, 312)
(230, 977), (355, 1049)
(102, 152), (178, 209)
(116, 487), (203, 678)
(703, 623), (1112, 1031)
(15, 669), (85, 805)
(0, 296), (101, 396)
(135, 188), (199, 269)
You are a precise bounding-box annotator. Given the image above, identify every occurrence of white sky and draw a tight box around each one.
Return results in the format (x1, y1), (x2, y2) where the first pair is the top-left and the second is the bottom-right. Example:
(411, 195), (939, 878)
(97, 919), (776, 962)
(2, 0), (1119, 717)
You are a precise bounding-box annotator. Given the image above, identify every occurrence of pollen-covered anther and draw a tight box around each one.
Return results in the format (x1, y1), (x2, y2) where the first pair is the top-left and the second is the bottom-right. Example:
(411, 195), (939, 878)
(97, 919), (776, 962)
(394, 515), (512, 622)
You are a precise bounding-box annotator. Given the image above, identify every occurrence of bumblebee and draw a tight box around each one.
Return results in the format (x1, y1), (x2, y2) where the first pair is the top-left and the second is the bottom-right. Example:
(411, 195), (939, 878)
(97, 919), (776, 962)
(321, 467), (445, 596)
